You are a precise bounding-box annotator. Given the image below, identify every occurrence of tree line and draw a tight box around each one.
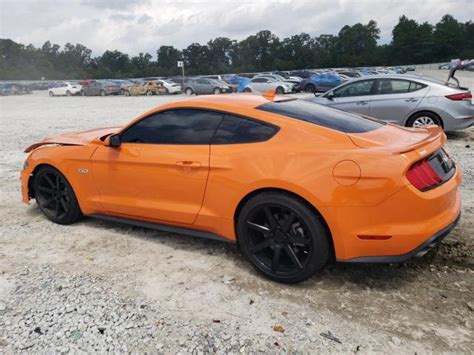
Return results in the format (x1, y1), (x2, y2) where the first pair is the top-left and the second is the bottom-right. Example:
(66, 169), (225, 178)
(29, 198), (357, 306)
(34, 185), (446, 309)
(0, 14), (472, 80)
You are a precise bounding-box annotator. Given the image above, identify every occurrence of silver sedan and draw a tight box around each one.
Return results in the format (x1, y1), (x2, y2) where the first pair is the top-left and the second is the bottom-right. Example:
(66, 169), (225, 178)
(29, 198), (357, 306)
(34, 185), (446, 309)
(309, 75), (474, 131)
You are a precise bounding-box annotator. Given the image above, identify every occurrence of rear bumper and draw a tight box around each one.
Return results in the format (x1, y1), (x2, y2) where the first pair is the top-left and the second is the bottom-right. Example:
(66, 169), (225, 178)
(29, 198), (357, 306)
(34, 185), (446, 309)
(329, 167), (462, 261)
(338, 213), (460, 263)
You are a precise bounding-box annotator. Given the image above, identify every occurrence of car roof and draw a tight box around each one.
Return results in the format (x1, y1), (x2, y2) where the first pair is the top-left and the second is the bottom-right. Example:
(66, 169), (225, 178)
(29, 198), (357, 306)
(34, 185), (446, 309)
(173, 94), (271, 108)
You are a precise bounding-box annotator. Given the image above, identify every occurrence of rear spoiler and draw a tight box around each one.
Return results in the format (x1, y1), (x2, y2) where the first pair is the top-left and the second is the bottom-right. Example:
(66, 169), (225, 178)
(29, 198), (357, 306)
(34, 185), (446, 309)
(394, 125), (445, 155)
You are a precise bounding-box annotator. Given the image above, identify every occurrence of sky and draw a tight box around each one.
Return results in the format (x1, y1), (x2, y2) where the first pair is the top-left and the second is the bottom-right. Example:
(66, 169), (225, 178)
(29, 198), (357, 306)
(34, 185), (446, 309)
(0, 0), (472, 57)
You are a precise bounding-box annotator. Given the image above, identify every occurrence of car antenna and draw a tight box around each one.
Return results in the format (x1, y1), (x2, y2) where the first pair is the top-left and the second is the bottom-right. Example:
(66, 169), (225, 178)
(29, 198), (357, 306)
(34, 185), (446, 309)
(262, 89), (276, 101)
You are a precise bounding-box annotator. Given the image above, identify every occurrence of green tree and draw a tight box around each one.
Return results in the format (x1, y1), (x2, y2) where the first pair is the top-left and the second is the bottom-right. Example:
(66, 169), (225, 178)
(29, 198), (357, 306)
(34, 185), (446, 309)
(433, 14), (464, 61)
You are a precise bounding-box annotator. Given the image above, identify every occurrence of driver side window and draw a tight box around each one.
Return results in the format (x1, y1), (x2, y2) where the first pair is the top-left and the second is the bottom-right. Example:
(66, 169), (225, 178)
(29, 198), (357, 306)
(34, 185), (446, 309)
(334, 80), (374, 98)
(121, 109), (223, 145)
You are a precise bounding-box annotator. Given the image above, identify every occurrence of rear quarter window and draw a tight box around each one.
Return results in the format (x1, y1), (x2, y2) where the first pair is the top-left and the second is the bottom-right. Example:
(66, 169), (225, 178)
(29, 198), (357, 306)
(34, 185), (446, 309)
(212, 114), (278, 144)
(257, 99), (384, 133)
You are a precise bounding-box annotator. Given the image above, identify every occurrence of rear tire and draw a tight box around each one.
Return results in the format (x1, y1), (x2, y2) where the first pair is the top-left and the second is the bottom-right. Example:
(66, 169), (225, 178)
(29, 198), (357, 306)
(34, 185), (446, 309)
(305, 84), (316, 93)
(407, 112), (442, 128)
(213, 87), (221, 94)
(66, 90), (71, 96)
(237, 192), (329, 283)
(276, 86), (284, 95)
(81, 90), (86, 96)
(243, 87), (252, 93)
(33, 166), (82, 225)
(49, 91), (54, 97)
(185, 88), (193, 95)
(100, 90), (106, 96)
(124, 90), (131, 96)
(146, 90), (153, 96)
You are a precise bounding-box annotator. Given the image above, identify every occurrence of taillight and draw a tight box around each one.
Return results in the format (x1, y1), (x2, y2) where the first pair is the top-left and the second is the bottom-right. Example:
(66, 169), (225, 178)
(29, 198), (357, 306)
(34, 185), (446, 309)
(445, 92), (472, 101)
(406, 149), (455, 191)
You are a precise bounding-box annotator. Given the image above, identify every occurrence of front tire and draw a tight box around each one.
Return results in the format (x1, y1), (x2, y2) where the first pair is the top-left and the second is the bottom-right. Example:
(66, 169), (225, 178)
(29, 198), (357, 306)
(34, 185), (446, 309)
(243, 87), (252, 92)
(33, 166), (82, 225)
(100, 90), (106, 96)
(237, 192), (330, 283)
(213, 87), (221, 94)
(146, 90), (153, 96)
(275, 86), (284, 95)
(185, 88), (193, 95)
(49, 91), (54, 97)
(66, 90), (71, 96)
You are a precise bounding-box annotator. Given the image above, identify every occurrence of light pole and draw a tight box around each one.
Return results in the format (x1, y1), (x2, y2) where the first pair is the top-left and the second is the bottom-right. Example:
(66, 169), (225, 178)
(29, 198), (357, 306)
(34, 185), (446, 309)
(177, 61), (184, 90)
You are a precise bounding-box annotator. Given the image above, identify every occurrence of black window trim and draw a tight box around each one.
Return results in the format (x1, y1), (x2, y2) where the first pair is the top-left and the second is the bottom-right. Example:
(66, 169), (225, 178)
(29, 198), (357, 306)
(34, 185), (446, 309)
(330, 79), (377, 98)
(373, 78), (427, 95)
(119, 107), (280, 146)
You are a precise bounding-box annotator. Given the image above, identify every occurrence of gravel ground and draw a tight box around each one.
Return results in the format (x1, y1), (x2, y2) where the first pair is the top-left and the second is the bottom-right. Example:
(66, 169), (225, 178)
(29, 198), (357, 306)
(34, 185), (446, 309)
(0, 70), (473, 353)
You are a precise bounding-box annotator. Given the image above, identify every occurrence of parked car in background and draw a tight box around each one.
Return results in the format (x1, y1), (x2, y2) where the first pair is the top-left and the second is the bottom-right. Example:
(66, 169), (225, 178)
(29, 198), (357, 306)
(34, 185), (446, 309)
(48, 82), (82, 96)
(310, 75), (473, 131)
(0, 83), (21, 95)
(202, 75), (239, 92)
(297, 73), (345, 93)
(253, 74), (297, 91)
(27, 81), (50, 91)
(289, 70), (315, 79)
(272, 71), (303, 82)
(243, 77), (293, 94)
(109, 80), (135, 95)
(124, 80), (167, 96)
(156, 79), (182, 94)
(81, 81), (121, 96)
(335, 70), (362, 78)
(184, 78), (232, 95)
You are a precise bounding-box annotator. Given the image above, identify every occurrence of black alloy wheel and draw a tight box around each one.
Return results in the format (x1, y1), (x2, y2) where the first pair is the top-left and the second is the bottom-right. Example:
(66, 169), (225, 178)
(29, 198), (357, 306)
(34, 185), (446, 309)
(33, 166), (82, 225)
(238, 192), (329, 283)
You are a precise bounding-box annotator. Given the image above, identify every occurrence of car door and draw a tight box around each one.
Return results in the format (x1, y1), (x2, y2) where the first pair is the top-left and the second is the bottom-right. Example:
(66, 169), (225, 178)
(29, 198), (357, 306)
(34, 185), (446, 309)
(196, 79), (209, 94)
(369, 79), (428, 124)
(323, 80), (376, 115)
(55, 83), (66, 95)
(252, 78), (267, 92)
(90, 109), (223, 224)
(93, 82), (101, 95)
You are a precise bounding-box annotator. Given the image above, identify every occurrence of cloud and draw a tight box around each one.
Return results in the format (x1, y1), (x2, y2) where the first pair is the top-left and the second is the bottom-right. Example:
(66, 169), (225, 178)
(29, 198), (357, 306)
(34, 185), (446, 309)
(0, 0), (472, 57)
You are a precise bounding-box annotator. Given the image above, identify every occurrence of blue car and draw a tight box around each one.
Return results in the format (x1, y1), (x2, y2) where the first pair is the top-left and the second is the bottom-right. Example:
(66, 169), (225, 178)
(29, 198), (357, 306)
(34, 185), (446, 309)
(297, 73), (345, 93)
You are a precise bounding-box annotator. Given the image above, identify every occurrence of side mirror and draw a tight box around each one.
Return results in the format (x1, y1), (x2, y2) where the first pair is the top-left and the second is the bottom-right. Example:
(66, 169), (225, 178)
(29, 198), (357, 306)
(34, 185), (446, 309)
(325, 91), (335, 100)
(105, 134), (121, 148)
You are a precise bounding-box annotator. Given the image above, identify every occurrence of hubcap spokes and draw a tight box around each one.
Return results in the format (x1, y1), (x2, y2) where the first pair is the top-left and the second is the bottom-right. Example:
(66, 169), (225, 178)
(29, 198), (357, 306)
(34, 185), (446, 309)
(413, 116), (435, 127)
(37, 172), (69, 219)
(246, 205), (312, 276)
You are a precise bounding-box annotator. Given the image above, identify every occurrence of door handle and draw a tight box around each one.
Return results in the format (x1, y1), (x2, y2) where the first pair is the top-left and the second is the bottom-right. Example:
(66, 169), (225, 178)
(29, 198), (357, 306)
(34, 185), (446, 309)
(356, 101), (368, 105)
(176, 161), (201, 168)
(405, 98), (418, 102)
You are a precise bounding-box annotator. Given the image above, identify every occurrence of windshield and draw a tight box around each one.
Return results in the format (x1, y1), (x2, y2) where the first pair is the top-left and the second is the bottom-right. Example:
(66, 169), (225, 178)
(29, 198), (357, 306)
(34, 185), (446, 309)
(257, 99), (385, 133)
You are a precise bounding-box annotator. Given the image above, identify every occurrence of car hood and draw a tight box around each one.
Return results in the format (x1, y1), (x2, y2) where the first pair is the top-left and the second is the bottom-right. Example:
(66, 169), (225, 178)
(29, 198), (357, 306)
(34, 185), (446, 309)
(24, 126), (122, 152)
(348, 124), (446, 154)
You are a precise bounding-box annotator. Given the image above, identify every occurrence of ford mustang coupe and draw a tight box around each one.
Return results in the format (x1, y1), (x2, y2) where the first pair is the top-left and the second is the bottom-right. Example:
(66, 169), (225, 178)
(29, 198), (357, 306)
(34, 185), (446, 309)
(21, 93), (461, 283)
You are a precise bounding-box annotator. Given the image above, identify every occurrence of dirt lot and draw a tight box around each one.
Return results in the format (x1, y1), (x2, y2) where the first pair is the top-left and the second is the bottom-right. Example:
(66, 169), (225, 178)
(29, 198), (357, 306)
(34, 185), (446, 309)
(0, 71), (473, 353)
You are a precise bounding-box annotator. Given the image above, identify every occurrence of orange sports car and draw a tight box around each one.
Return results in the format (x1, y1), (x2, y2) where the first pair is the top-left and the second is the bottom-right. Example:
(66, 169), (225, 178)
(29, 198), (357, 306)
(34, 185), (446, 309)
(21, 93), (461, 283)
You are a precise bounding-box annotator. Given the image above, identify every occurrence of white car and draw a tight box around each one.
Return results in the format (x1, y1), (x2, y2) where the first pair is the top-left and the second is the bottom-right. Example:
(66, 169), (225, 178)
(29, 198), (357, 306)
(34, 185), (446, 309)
(49, 82), (82, 96)
(157, 80), (182, 94)
(243, 77), (293, 94)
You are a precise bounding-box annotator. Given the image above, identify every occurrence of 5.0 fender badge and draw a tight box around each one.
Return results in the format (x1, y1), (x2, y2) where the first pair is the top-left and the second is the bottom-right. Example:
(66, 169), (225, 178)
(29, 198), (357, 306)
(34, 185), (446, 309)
(78, 168), (89, 174)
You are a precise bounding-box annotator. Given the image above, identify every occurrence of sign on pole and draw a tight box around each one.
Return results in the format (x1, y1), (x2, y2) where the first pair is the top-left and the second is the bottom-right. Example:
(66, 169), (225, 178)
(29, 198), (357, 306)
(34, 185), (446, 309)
(177, 61), (183, 68)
